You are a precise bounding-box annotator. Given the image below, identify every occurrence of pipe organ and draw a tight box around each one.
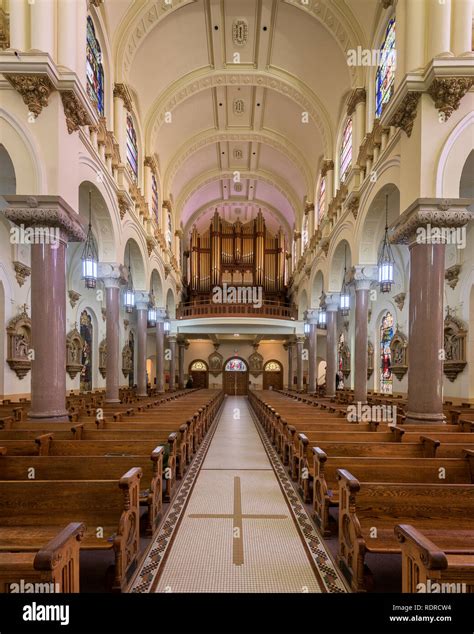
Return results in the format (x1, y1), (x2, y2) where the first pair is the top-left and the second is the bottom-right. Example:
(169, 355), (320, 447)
(187, 210), (288, 301)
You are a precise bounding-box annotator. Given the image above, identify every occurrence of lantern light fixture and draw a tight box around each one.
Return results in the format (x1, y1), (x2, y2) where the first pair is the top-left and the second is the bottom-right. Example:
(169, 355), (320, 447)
(81, 190), (98, 289)
(339, 245), (350, 317)
(124, 244), (135, 313)
(377, 194), (395, 293)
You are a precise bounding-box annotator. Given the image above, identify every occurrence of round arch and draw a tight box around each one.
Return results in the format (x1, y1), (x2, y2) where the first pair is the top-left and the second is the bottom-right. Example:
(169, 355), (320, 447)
(150, 268), (164, 305)
(328, 238), (353, 292)
(188, 359), (209, 389)
(436, 112), (474, 197)
(123, 237), (147, 290)
(166, 288), (176, 319)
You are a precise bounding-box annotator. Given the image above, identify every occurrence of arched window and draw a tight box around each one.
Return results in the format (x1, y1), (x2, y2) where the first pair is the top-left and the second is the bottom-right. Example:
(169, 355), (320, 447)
(380, 311), (394, 394)
(302, 214), (309, 251)
(86, 16), (104, 116)
(225, 359), (247, 371)
(190, 360), (207, 371)
(339, 118), (352, 183)
(166, 210), (172, 248)
(264, 361), (281, 372)
(151, 173), (159, 224)
(375, 18), (396, 118)
(317, 175), (326, 223)
(126, 112), (138, 180)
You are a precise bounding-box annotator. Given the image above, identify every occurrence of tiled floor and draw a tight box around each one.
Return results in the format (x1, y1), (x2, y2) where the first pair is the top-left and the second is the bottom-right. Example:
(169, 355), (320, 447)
(130, 396), (348, 594)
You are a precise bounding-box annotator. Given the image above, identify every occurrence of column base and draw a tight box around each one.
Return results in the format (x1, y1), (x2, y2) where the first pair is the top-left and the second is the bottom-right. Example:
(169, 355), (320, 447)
(404, 410), (446, 424)
(105, 399), (121, 404)
(28, 410), (70, 422)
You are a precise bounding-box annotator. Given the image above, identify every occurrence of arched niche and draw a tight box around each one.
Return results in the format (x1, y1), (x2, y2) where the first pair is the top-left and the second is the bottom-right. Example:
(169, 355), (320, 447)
(311, 270), (324, 308)
(123, 237), (147, 291)
(150, 268), (164, 306)
(166, 288), (176, 319)
(328, 239), (352, 292)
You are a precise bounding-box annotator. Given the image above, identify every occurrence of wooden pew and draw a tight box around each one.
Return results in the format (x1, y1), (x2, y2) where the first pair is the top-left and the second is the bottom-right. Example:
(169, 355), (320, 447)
(313, 449), (474, 536)
(0, 522), (85, 593)
(395, 524), (474, 593)
(337, 468), (474, 591)
(0, 468), (142, 592)
(0, 449), (164, 535)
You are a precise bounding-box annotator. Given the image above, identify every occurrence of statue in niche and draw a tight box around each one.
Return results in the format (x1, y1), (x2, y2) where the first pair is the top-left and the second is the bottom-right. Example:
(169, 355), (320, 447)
(99, 339), (107, 378)
(389, 327), (408, 380)
(208, 345), (223, 376)
(443, 309), (467, 382)
(7, 306), (32, 380)
(122, 342), (133, 378)
(66, 326), (84, 380)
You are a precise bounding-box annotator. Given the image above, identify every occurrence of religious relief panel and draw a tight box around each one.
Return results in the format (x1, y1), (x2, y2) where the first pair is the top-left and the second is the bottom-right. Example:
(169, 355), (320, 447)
(80, 310), (93, 392)
(66, 326), (84, 380)
(99, 339), (107, 378)
(443, 310), (467, 382)
(208, 347), (223, 377)
(248, 348), (264, 378)
(390, 327), (408, 381)
(6, 306), (32, 380)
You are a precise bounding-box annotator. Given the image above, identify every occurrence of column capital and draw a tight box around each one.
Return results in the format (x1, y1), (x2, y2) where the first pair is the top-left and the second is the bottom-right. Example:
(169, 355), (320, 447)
(283, 341), (294, 351)
(325, 293), (340, 310)
(389, 198), (473, 245)
(304, 308), (319, 324)
(321, 159), (334, 176)
(155, 307), (167, 321)
(134, 290), (150, 310)
(98, 262), (128, 288)
(347, 87), (366, 116)
(4, 195), (86, 243)
(295, 335), (306, 345)
(348, 264), (378, 290)
(168, 334), (177, 343)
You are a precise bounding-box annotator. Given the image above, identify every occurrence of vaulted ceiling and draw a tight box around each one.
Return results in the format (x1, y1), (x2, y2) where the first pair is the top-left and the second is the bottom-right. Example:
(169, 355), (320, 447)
(104, 0), (381, 239)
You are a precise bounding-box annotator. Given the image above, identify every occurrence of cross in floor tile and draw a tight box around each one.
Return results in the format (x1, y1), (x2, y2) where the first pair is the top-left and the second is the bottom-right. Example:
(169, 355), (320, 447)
(188, 476), (287, 565)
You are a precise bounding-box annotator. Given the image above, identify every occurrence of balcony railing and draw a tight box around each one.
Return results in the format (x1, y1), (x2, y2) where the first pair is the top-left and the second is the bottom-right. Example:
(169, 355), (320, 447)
(176, 300), (298, 320)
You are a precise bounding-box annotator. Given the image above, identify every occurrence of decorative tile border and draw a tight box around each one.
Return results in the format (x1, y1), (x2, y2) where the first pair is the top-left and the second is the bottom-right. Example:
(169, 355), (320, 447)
(248, 403), (349, 594)
(128, 403), (223, 593)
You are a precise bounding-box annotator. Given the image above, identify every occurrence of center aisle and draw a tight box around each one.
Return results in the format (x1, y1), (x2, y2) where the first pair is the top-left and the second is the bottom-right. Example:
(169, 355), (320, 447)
(130, 396), (348, 593)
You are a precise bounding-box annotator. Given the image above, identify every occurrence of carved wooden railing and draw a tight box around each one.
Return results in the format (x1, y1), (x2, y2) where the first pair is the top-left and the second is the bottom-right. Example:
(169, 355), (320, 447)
(176, 300), (298, 320)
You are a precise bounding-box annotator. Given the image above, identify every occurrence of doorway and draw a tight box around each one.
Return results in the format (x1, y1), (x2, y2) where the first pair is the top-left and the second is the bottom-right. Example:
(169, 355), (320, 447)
(189, 359), (209, 388)
(223, 357), (249, 395)
(263, 360), (283, 390)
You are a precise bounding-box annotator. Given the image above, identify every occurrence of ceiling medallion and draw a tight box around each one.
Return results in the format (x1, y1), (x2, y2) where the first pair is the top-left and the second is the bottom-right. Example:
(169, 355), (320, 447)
(233, 98), (245, 115)
(234, 183), (243, 192)
(233, 148), (243, 159)
(232, 19), (249, 47)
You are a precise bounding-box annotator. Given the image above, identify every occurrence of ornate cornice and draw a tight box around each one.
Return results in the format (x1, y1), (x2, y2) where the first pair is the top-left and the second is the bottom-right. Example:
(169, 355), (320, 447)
(60, 91), (92, 134)
(346, 195), (360, 220)
(321, 159), (334, 177)
(393, 292), (406, 311)
(427, 77), (474, 120)
(113, 83), (133, 112)
(117, 192), (129, 220)
(5, 74), (55, 117)
(347, 88), (366, 116)
(388, 92), (421, 137)
(4, 196), (86, 243)
(68, 290), (81, 308)
(389, 198), (473, 245)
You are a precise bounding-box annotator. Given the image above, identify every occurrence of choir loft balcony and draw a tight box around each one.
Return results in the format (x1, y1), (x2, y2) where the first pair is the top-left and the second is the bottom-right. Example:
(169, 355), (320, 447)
(176, 298), (298, 321)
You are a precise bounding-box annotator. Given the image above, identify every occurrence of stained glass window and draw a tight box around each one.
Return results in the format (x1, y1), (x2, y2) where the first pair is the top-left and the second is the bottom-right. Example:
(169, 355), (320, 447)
(337, 333), (345, 390)
(151, 174), (159, 224)
(302, 214), (309, 251)
(380, 311), (394, 394)
(339, 118), (352, 183)
(225, 359), (247, 371)
(126, 112), (138, 180)
(264, 361), (281, 372)
(86, 17), (104, 116)
(375, 18), (396, 118)
(190, 360), (207, 371)
(318, 176), (326, 223)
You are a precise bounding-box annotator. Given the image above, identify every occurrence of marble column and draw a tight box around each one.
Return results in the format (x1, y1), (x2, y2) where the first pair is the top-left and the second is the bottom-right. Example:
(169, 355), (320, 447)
(155, 309), (166, 393)
(295, 336), (305, 392)
(285, 342), (294, 389)
(428, 0), (451, 59)
(178, 339), (186, 389)
(5, 196), (86, 420)
(406, 0), (426, 71)
(99, 263), (127, 404)
(452, 0), (474, 56)
(349, 266), (378, 405)
(135, 291), (149, 398)
(306, 309), (318, 394)
(168, 335), (177, 391)
(325, 294), (340, 398)
(30, 0), (55, 58)
(389, 198), (472, 424)
(9, 0), (28, 50)
(57, 0), (77, 71)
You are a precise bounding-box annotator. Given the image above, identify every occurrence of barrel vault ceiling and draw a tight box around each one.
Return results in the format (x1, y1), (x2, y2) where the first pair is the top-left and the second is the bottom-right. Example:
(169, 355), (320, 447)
(105, 0), (380, 240)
